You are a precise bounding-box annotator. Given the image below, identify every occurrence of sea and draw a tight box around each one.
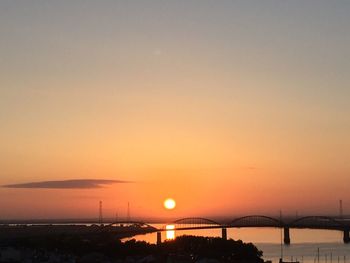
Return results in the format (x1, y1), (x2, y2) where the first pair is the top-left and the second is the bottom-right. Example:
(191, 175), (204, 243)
(123, 225), (350, 263)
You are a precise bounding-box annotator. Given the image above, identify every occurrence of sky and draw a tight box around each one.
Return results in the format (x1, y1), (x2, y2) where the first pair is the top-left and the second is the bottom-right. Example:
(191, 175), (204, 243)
(0, 1), (350, 220)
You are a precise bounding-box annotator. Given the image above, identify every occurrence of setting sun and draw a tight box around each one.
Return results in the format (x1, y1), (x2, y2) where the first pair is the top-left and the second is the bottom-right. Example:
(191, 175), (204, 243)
(164, 198), (176, 210)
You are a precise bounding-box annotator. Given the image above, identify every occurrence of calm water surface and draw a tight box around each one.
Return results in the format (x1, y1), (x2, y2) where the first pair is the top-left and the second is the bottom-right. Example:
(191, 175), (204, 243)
(123, 225), (350, 263)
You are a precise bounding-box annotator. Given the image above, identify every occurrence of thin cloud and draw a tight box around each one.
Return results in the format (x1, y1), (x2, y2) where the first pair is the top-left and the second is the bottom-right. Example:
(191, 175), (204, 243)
(2, 179), (130, 189)
(247, 166), (257, 170)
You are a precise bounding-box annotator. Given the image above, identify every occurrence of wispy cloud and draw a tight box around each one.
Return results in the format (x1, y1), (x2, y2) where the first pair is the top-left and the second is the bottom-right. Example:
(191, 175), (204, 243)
(246, 166), (257, 170)
(2, 179), (130, 189)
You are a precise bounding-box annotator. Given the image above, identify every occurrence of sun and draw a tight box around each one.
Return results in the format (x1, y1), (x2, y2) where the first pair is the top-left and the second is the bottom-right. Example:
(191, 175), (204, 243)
(164, 198), (176, 210)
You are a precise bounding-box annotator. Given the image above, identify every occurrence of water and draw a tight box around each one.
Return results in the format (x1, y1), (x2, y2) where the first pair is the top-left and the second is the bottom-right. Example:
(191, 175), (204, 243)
(123, 226), (350, 263)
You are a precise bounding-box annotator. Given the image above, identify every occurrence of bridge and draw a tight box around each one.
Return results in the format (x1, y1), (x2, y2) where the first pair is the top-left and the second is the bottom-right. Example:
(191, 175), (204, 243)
(107, 215), (350, 245)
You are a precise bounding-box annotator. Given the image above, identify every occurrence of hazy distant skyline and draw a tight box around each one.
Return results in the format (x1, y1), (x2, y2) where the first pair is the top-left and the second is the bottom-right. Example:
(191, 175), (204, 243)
(1, 1), (350, 219)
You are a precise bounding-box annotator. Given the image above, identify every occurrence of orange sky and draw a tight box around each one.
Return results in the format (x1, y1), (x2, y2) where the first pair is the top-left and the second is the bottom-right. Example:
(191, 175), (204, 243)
(0, 1), (350, 220)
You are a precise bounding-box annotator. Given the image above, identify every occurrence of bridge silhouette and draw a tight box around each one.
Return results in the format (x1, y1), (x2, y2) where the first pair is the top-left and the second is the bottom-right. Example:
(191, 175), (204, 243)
(108, 215), (350, 244)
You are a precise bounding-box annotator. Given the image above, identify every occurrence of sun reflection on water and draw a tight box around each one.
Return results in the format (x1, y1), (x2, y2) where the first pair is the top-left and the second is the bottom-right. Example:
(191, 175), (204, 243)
(166, 225), (175, 240)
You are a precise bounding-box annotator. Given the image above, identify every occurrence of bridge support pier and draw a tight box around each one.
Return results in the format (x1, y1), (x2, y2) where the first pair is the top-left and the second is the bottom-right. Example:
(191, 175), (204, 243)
(283, 227), (290, 245)
(343, 229), (350, 244)
(157, 232), (162, 245)
(222, 228), (227, 240)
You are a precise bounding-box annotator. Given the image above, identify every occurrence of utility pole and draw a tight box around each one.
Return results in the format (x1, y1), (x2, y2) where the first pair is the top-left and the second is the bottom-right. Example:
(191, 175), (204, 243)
(340, 200), (343, 218)
(279, 210), (283, 261)
(127, 202), (130, 222)
(99, 201), (103, 225)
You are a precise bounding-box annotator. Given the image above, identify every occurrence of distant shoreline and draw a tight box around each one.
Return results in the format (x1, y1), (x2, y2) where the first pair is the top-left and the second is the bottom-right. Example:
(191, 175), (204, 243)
(0, 224), (157, 242)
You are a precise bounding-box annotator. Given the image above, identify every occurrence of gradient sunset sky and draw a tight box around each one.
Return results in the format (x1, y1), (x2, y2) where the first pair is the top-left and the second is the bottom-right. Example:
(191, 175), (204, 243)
(1, 1), (350, 220)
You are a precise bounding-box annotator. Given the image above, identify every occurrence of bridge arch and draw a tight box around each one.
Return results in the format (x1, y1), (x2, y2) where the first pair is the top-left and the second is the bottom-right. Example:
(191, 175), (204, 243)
(161, 217), (221, 230)
(289, 216), (344, 228)
(229, 215), (282, 227)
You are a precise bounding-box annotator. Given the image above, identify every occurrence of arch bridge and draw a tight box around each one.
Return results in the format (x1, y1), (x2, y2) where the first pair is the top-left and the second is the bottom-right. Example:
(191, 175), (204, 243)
(102, 216), (350, 245)
(155, 215), (350, 244)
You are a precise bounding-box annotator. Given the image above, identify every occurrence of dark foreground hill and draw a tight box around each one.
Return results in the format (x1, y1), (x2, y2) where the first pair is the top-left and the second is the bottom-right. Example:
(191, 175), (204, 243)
(1, 233), (266, 262)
